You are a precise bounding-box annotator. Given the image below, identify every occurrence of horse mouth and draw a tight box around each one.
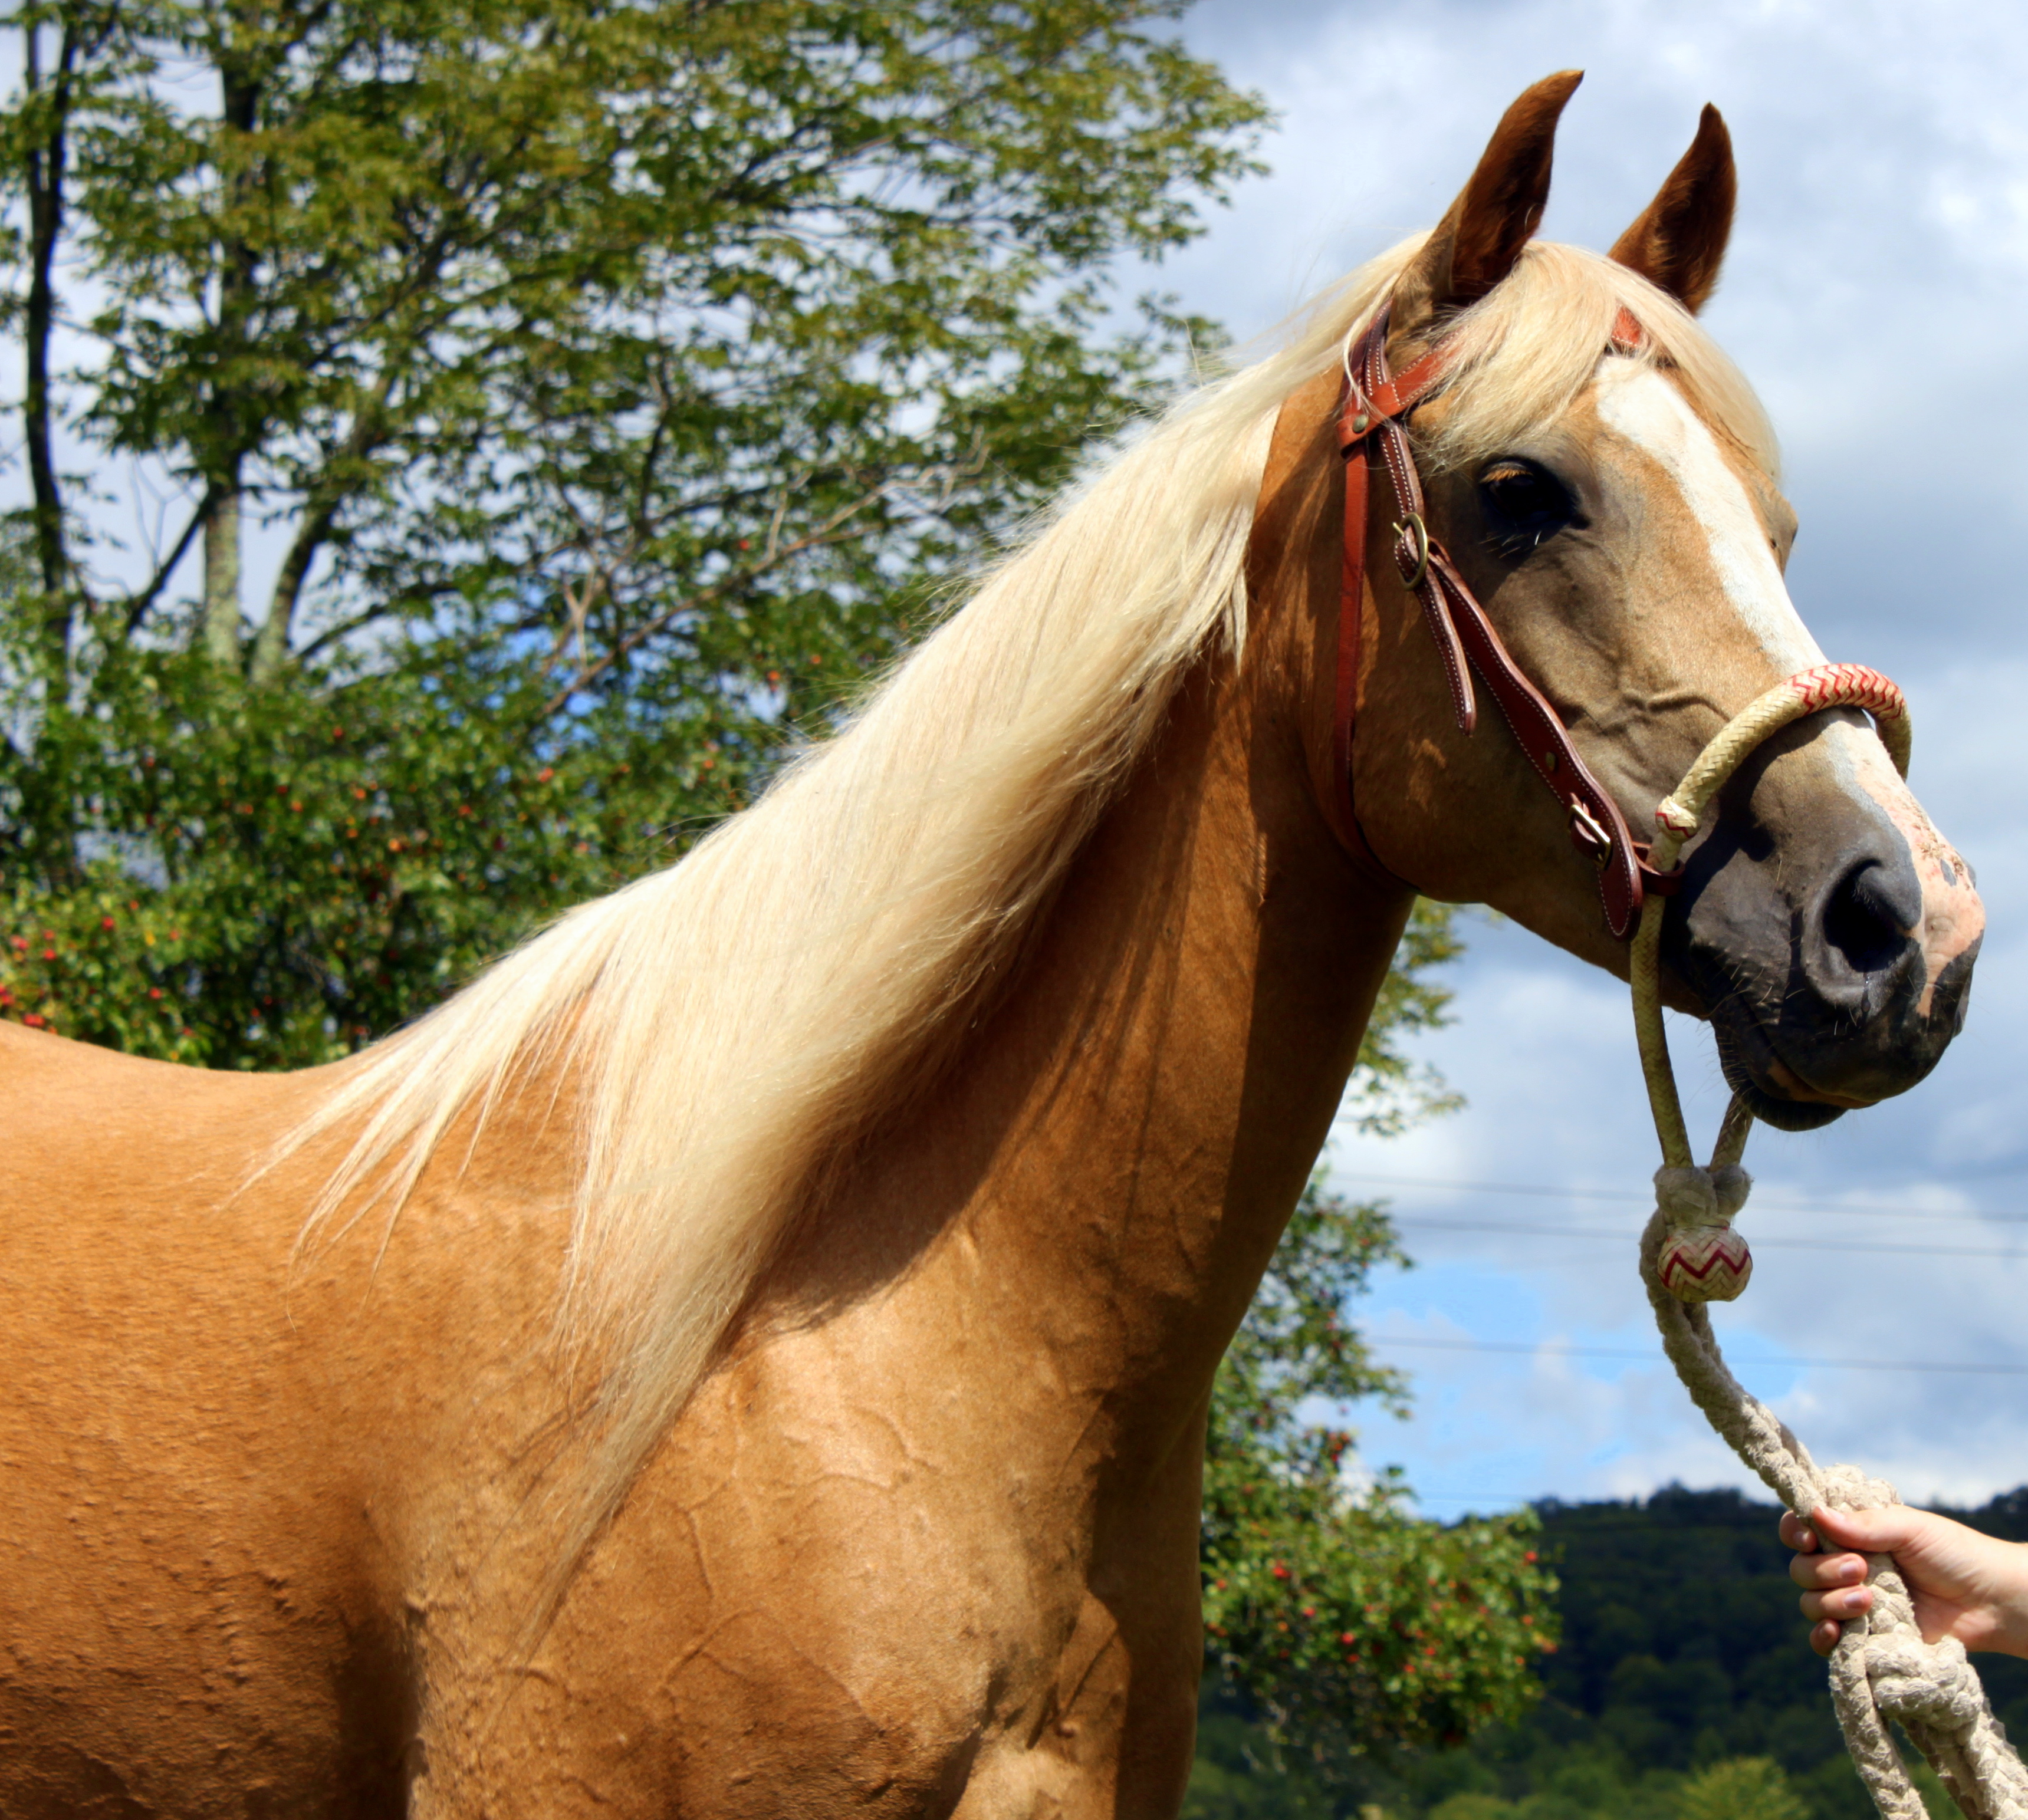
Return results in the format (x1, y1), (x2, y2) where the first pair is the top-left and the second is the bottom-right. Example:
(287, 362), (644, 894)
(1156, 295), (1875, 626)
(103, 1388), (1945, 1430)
(1711, 1005), (1872, 1133)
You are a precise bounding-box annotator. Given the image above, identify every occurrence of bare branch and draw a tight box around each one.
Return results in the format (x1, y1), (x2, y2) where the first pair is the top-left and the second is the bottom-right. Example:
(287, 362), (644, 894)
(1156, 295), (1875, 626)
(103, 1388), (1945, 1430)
(540, 483), (893, 719)
(122, 488), (214, 636)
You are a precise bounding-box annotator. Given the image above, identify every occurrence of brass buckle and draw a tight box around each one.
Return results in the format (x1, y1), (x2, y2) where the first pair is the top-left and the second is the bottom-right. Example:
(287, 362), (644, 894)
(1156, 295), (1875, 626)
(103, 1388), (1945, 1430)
(1570, 800), (1612, 866)
(1392, 513), (1431, 592)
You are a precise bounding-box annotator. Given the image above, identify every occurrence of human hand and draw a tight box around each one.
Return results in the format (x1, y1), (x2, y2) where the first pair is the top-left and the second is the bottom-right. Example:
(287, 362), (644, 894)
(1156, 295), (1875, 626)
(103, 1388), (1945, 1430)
(1782, 1505), (2028, 1660)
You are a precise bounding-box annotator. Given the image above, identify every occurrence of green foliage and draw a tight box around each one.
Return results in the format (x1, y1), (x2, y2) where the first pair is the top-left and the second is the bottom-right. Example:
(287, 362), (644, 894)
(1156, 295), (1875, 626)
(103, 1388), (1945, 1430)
(0, 0), (1266, 1062)
(1184, 1702), (1337, 1820)
(1202, 1176), (1559, 1770)
(0, 641), (714, 1063)
(1415, 1754), (1810, 1820)
(1191, 1485), (2028, 1818)
(1673, 1756), (1811, 1820)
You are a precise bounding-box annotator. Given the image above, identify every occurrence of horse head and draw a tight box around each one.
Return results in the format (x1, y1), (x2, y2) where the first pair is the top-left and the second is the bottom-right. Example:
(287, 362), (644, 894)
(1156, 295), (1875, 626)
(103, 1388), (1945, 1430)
(1322, 73), (1981, 1131)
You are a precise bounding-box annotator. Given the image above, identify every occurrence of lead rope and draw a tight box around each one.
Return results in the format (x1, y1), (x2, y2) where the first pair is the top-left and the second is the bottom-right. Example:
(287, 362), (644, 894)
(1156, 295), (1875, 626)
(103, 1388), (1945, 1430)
(1631, 664), (2028, 1820)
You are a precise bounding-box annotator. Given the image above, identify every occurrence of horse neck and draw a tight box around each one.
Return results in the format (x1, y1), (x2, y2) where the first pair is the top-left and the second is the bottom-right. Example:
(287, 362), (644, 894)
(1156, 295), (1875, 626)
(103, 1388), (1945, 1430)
(781, 582), (1414, 1472)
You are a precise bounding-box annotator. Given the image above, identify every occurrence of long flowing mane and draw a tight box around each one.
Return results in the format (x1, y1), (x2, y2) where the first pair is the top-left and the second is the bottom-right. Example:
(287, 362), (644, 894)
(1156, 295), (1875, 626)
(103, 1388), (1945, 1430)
(288, 235), (1773, 1564)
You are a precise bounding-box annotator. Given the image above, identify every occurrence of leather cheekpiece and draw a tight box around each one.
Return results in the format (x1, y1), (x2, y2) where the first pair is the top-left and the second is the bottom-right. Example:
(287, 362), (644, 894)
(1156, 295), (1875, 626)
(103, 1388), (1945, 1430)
(1331, 302), (1678, 939)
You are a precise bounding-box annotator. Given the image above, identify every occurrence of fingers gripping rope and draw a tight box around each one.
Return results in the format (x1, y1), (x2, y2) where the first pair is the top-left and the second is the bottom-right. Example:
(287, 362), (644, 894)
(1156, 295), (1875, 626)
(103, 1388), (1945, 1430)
(1631, 667), (2028, 1820)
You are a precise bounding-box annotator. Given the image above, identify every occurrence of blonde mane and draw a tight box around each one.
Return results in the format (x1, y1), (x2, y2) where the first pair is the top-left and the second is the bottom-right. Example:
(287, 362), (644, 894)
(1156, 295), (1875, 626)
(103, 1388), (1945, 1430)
(290, 235), (1775, 1558)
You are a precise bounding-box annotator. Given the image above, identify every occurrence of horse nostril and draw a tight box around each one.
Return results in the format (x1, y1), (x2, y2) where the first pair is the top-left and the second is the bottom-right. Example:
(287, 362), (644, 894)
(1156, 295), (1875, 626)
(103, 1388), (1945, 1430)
(1820, 861), (1919, 976)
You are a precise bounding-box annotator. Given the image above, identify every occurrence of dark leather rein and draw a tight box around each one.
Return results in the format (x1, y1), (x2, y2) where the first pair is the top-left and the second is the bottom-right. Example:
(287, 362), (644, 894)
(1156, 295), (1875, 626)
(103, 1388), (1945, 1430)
(1332, 302), (1680, 939)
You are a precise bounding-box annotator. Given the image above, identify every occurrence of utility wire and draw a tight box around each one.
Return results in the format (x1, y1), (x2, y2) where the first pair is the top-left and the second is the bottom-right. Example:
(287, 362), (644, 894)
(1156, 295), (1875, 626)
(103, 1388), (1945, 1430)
(1382, 1215), (2028, 1261)
(1337, 1171), (2028, 1225)
(1373, 1334), (2028, 1377)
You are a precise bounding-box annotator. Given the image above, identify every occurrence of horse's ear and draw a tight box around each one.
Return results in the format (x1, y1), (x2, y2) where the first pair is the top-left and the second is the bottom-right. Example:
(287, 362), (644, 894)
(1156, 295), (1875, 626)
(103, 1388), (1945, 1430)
(1391, 70), (1583, 337)
(1608, 105), (1736, 314)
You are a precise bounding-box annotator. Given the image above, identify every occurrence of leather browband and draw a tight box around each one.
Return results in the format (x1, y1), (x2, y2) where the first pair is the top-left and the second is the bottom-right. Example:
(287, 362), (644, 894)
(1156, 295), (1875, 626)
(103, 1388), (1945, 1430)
(1332, 302), (1681, 940)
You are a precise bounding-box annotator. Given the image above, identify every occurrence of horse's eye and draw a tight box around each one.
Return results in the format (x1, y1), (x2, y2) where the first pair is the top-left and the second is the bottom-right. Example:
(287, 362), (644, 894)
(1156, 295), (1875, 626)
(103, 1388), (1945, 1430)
(1479, 460), (1576, 536)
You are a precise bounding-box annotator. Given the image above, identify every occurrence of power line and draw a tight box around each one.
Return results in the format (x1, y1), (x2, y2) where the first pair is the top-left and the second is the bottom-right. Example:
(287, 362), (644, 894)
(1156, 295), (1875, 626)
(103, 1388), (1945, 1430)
(1336, 1171), (2028, 1225)
(1375, 1334), (2028, 1376)
(1383, 1215), (2028, 1260)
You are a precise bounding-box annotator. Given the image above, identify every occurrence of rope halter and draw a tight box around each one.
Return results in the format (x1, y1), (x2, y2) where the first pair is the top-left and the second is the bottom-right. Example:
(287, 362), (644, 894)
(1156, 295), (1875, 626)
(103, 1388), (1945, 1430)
(1631, 665), (2028, 1820)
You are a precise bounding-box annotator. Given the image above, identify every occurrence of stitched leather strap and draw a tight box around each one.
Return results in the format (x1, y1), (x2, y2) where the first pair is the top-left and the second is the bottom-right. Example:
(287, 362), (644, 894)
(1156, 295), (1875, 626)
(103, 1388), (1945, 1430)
(1332, 304), (1679, 938)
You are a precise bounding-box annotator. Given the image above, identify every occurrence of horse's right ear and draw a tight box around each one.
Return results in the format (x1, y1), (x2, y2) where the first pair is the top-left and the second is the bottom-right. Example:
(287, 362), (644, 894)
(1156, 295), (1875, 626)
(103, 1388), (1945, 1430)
(1390, 71), (1583, 339)
(1608, 104), (1736, 313)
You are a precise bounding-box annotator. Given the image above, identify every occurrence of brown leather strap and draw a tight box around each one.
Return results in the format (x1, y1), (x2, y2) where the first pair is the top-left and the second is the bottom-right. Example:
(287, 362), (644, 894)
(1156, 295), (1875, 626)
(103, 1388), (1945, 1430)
(1331, 416), (1391, 880)
(1332, 304), (1679, 938)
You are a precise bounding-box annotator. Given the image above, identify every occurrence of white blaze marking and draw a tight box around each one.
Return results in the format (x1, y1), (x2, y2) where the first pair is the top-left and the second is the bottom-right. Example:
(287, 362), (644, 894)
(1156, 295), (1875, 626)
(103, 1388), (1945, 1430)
(1595, 362), (1983, 1014)
(1594, 363), (1824, 673)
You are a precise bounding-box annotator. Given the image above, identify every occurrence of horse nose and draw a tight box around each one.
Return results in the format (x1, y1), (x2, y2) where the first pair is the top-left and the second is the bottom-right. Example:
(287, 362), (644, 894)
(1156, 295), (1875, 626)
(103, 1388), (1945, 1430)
(1815, 855), (1923, 988)
(1771, 844), (1930, 1109)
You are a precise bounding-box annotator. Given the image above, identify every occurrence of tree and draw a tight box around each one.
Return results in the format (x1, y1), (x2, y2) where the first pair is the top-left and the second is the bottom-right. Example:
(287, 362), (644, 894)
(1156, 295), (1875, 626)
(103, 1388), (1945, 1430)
(1189, 901), (1554, 1795)
(0, 0), (1264, 1062)
(1199, 1166), (1559, 1778)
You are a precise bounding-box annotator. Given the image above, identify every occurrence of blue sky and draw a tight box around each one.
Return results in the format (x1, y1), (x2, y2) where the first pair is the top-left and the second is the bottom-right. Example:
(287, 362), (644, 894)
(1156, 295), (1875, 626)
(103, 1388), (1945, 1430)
(1168, 0), (2028, 1515)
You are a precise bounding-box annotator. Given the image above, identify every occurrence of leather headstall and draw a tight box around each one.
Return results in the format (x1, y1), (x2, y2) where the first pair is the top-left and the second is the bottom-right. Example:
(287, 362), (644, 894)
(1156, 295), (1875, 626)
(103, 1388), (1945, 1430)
(1332, 301), (1682, 941)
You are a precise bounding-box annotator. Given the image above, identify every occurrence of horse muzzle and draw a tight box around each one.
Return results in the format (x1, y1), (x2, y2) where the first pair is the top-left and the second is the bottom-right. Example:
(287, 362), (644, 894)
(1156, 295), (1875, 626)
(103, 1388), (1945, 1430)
(1658, 716), (1983, 1133)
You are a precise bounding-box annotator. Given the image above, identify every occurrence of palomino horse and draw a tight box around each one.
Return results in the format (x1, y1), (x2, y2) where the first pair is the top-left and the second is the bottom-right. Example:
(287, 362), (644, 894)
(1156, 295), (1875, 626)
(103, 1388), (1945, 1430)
(0, 73), (1983, 1816)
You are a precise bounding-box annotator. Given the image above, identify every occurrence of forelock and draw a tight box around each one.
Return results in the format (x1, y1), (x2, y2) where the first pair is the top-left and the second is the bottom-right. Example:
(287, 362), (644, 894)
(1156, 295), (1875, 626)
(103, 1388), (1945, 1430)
(1409, 241), (1779, 480)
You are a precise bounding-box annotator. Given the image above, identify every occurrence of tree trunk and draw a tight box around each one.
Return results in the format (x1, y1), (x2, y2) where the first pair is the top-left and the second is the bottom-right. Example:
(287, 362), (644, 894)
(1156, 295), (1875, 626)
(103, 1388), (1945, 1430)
(21, 19), (79, 682)
(204, 46), (262, 673)
(201, 484), (242, 664)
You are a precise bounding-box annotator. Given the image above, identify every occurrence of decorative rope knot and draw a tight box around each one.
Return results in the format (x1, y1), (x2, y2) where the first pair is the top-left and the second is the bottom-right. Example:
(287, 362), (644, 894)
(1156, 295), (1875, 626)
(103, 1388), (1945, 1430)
(1654, 1163), (1754, 1303)
(1868, 1634), (1988, 1735)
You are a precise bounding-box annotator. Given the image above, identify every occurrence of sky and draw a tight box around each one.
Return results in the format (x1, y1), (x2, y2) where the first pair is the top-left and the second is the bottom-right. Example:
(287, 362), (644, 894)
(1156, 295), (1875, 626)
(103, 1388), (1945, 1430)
(1163, 0), (2028, 1517)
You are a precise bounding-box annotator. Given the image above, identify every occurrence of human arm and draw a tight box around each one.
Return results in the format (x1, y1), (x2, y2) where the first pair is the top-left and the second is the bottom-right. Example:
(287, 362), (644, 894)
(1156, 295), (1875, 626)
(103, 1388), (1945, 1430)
(1782, 1505), (2028, 1660)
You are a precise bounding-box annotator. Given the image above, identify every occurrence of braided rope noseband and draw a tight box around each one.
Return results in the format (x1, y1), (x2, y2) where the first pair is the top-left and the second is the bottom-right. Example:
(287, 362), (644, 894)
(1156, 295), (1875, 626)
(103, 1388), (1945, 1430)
(1633, 666), (2028, 1820)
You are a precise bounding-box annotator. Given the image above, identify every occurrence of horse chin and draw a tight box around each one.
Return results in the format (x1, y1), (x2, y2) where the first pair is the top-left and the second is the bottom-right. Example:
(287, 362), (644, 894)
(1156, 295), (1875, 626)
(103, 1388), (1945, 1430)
(1722, 1058), (1849, 1133)
(1708, 1003), (1865, 1133)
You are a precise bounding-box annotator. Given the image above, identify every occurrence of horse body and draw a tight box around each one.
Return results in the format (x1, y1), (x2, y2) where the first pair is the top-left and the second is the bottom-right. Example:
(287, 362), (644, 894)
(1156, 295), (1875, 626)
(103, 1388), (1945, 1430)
(0, 74), (1987, 1815)
(0, 440), (1406, 1812)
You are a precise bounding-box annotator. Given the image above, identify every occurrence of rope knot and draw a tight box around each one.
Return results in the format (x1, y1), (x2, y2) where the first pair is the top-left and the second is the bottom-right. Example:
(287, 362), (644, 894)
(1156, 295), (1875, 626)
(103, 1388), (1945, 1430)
(1819, 1464), (1899, 1514)
(1868, 1634), (1987, 1735)
(1653, 1165), (1754, 1303)
(1655, 794), (1698, 837)
(1712, 1163), (1751, 1221)
(1654, 1164), (1717, 1222)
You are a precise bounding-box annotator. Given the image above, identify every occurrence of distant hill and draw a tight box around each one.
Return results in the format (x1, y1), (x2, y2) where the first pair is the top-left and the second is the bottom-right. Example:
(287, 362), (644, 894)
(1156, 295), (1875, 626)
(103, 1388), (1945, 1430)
(1188, 1484), (2028, 1819)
